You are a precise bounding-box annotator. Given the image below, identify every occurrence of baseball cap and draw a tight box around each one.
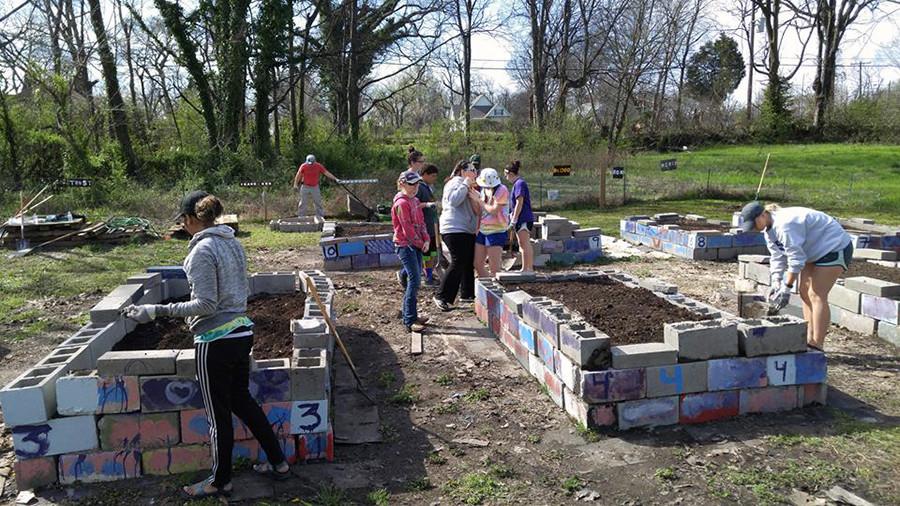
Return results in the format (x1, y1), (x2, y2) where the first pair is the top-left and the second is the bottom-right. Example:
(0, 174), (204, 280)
(739, 201), (764, 233)
(398, 170), (423, 185)
(173, 190), (209, 221)
(306, 154), (316, 163)
(469, 154), (481, 166)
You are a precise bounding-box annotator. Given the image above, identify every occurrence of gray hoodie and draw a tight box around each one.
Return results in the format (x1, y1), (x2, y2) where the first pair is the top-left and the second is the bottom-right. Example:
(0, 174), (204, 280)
(439, 176), (478, 235)
(158, 225), (249, 335)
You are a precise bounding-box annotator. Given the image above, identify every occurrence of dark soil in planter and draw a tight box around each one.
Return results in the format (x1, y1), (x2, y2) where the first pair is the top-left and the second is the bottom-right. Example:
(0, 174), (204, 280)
(673, 219), (730, 232)
(335, 223), (394, 238)
(511, 277), (709, 345)
(112, 292), (307, 359)
(841, 261), (900, 285)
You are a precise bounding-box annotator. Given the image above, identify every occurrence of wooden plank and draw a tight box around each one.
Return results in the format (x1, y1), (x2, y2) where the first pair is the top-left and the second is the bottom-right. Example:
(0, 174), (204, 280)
(410, 331), (424, 355)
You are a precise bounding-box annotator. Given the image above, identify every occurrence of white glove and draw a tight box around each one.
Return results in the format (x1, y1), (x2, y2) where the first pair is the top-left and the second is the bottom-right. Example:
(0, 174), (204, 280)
(768, 272), (784, 298)
(768, 283), (792, 312)
(122, 304), (158, 324)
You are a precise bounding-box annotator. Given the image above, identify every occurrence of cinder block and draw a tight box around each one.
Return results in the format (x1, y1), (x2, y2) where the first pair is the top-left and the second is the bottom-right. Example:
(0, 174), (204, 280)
(861, 294), (900, 324)
(533, 254), (551, 267)
(138, 376), (203, 412)
(707, 357), (767, 391)
(528, 353), (544, 380)
(350, 253), (379, 270)
(645, 362), (707, 398)
(296, 427), (335, 461)
(744, 261), (771, 284)
(36, 345), (93, 373)
(58, 449), (142, 483)
(739, 385), (798, 414)
(147, 266), (186, 279)
(0, 364), (66, 426)
(183, 401), (292, 444)
(798, 383), (828, 407)
(90, 284), (145, 324)
(638, 278), (677, 294)
(98, 412), (179, 450)
(558, 322), (611, 370)
(843, 276), (900, 298)
(557, 351), (580, 394)
(828, 283), (862, 313)
(536, 332), (557, 373)
(572, 227), (602, 239)
(611, 343), (677, 369)
(291, 399), (329, 434)
(250, 364), (292, 403)
(56, 371), (140, 415)
(233, 437), (298, 465)
(541, 366), (565, 410)
(737, 316), (807, 357)
(512, 335), (530, 369)
(142, 444), (211, 475)
(679, 391), (739, 424)
(581, 368), (645, 403)
(838, 311), (878, 334)
(291, 348), (329, 401)
(324, 256), (352, 271)
(377, 252), (402, 267)
(664, 319), (738, 361)
(795, 350), (827, 384)
(868, 260), (899, 268)
(854, 248), (898, 260)
(250, 272), (297, 294)
(877, 321), (900, 346)
(502, 291), (533, 317)
(14, 456), (58, 490)
(161, 278), (190, 300)
(13, 415), (98, 458)
(717, 247), (740, 260)
(175, 349), (195, 378)
(563, 389), (616, 429)
(96, 350), (179, 376)
(126, 272), (162, 289)
(618, 396), (679, 430)
(137, 284), (162, 305)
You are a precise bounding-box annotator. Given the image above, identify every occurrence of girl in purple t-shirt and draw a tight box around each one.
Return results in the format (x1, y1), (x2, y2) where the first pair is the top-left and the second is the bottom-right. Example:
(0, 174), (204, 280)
(505, 160), (534, 272)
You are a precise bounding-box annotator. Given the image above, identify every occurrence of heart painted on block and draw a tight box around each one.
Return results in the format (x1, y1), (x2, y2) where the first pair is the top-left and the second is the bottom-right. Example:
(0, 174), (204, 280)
(165, 380), (198, 405)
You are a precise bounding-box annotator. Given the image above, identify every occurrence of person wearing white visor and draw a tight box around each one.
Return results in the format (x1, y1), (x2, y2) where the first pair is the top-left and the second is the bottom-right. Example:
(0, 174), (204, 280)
(740, 201), (853, 350)
(474, 167), (509, 277)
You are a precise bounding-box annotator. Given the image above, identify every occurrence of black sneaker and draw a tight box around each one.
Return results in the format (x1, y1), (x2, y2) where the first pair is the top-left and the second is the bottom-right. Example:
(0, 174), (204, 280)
(432, 296), (452, 312)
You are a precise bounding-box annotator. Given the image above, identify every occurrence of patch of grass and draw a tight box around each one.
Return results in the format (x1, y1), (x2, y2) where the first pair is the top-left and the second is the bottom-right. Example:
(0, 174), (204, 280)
(433, 402), (460, 415)
(561, 475), (584, 496)
(722, 457), (847, 505)
(487, 463), (515, 479)
(407, 476), (433, 491)
(341, 301), (360, 313)
(444, 471), (508, 505)
(575, 422), (602, 443)
(379, 423), (398, 441)
(655, 466), (678, 482)
(367, 488), (390, 505)
(315, 484), (350, 506)
(427, 452), (448, 465)
(434, 373), (453, 386)
(526, 434), (542, 444)
(378, 371), (396, 388)
(389, 384), (418, 405)
(450, 447), (466, 457)
(464, 387), (490, 402)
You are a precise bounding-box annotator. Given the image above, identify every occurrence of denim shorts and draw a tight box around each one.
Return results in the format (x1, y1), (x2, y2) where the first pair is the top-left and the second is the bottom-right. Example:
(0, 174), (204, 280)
(476, 231), (508, 247)
(814, 242), (854, 271)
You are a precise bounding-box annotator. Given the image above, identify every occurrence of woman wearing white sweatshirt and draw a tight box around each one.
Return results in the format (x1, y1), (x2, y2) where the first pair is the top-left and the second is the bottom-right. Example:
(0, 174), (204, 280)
(739, 202), (853, 350)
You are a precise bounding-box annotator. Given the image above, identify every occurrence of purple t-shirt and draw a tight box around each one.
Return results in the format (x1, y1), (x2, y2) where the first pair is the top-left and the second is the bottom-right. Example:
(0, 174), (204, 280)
(510, 178), (534, 224)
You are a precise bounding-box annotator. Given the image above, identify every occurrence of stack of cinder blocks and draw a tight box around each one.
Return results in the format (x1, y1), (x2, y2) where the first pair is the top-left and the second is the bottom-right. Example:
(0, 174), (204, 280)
(619, 213), (768, 260)
(529, 213), (603, 267)
(837, 218), (900, 254)
(319, 221), (400, 271)
(269, 215), (324, 233)
(475, 270), (827, 432)
(738, 253), (900, 347)
(0, 269), (336, 491)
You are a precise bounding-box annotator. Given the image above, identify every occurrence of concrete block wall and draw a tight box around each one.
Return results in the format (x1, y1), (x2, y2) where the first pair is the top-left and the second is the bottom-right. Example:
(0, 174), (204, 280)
(620, 214), (768, 261)
(479, 269), (828, 432)
(320, 221), (398, 271)
(528, 215), (603, 267)
(737, 255), (900, 347)
(269, 215), (324, 233)
(2, 268), (336, 491)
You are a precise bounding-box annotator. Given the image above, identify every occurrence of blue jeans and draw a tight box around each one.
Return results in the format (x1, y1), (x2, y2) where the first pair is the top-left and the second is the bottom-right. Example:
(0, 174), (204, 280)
(397, 246), (423, 325)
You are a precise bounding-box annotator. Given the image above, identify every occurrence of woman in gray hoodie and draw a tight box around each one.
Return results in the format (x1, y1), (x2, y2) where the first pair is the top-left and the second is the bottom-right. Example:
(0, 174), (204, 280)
(123, 192), (289, 498)
(434, 160), (481, 311)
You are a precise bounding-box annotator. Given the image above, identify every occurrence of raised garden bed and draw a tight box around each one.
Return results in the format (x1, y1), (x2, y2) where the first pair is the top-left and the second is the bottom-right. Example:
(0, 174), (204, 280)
(319, 221), (399, 271)
(0, 269), (335, 491)
(476, 270), (827, 431)
(620, 212), (768, 261)
(269, 215), (324, 233)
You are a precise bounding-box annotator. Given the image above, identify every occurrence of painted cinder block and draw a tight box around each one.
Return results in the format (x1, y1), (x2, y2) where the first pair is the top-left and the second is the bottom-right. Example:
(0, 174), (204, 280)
(91, 284), (145, 324)
(13, 415), (98, 458)
(350, 253), (380, 270)
(56, 371), (140, 415)
(14, 456), (58, 490)
(182, 402), (292, 444)
(798, 383), (828, 407)
(537, 332), (557, 372)
(645, 362), (708, 398)
(337, 241), (366, 257)
(679, 391), (739, 424)
(861, 294), (900, 324)
(563, 237), (591, 253)
(377, 252), (402, 267)
(365, 238), (394, 255)
(291, 348), (329, 401)
(297, 427), (335, 461)
(528, 353), (544, 381)
(739, 385), (798, 414)
(139, 376), (204, 412)
(142, 444), (211, 475)
(98, 412), (180, 450)
(575, 248), (604, 263)
(512, 336), (531, 370)
(795, 350), (827, 384)
(843, 276), (900, 298)
(518, 320), (537, 354)
(581, 368), (645, 403)
(618, 396), (679, 430)
(829, 283), (862, 313)
(542, 366), (565, 409)
(664, 319), (738, 361)
(290, 399), (329, 434)
(557, 352), (580, 394)
(737, 317), (807, 357)
(563, 388), (616, 429)
(96, 350), (179, 377)
(611, 343), (677, 369)
(707, 357), (767, 391)
(324, 256), (352, 271)
(58, 449), (142, 484)
(559, 322), (611, 370)
(0, 364), (66, 426)
(250, 366), (292, 403)
(233, 437), (297, 465)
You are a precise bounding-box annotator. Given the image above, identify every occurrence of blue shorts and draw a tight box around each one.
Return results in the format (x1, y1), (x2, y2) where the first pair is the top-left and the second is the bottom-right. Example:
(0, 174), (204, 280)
(814, 242), (853, 271)
(476, 231), (508, 247)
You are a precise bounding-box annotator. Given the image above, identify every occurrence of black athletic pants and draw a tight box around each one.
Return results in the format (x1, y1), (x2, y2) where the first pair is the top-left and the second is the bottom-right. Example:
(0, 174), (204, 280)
(196, 334), (286, 488)
(438, 232), (476, 303)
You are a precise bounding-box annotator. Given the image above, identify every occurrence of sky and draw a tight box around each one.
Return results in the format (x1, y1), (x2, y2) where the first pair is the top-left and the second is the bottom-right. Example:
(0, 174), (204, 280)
(467, 4), (900, 103)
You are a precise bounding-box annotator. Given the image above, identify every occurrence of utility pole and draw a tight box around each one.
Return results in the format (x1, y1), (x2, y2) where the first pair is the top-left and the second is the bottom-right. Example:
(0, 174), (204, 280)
(746, 4), (755, 123)
(857, 61), (863, 99)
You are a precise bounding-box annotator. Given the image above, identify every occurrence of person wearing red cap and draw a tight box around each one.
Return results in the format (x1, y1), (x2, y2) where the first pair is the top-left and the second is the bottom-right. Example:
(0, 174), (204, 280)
(292, 154), (338, 219)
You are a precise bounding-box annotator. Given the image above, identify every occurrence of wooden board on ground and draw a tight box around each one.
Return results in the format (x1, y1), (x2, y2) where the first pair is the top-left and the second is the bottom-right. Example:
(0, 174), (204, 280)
(410, 331), (424, 355)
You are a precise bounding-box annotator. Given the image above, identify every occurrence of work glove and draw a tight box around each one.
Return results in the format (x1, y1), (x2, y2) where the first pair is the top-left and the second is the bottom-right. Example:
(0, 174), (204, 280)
(768, 283), (792, 312)
(122, 304), (158, 324)
(767, 272), (784, 299)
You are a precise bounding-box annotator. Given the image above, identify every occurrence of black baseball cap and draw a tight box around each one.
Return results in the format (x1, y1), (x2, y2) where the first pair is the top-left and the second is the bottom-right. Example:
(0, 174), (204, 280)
(739, 201), (764, 233)
(173, 190), (209, 221)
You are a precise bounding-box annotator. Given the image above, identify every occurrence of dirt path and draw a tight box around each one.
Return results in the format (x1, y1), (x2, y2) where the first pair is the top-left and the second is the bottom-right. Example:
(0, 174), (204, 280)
(2, 250), (898, 505)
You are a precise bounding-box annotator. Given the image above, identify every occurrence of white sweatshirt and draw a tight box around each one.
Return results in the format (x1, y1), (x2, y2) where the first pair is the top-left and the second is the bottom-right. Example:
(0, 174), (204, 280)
(765, 207), (851, 276)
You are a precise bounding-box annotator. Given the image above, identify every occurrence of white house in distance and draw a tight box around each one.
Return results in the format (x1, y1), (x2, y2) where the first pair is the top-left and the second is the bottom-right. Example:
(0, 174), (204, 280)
(450, 94), (512, 122)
